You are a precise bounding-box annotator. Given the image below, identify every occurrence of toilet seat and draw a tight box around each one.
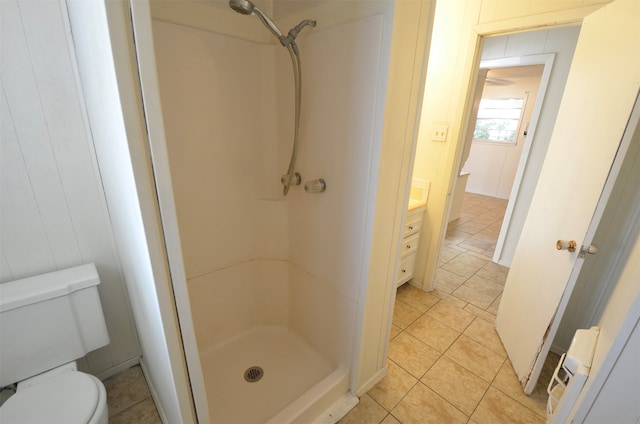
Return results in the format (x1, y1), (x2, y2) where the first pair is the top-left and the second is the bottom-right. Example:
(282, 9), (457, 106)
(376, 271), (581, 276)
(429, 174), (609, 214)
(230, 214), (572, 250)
(0, 371), (107, 424)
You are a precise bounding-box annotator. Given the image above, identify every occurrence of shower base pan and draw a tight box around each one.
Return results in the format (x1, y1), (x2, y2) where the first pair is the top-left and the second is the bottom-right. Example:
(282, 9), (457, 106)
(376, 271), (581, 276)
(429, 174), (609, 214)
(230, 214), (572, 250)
(201, 326), (351, 424)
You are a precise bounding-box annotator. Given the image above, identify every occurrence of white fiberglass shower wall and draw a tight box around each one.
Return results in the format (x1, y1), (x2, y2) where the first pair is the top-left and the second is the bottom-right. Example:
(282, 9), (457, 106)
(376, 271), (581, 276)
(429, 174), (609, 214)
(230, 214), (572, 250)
(140, 1), (394, 422)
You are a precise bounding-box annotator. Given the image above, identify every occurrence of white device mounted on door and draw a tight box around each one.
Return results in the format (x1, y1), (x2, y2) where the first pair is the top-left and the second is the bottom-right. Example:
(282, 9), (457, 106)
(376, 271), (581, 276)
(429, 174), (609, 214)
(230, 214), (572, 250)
(546, 326), (600, 423)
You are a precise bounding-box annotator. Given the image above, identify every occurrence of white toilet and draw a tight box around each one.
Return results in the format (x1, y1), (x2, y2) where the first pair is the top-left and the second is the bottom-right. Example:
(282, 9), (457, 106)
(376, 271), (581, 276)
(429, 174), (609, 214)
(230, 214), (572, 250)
(0, 263), (111, 424)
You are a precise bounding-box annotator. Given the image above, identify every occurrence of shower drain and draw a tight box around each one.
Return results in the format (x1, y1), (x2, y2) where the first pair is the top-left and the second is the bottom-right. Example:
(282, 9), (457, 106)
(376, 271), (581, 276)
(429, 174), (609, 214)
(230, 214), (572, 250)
(244, 366), (264, 383)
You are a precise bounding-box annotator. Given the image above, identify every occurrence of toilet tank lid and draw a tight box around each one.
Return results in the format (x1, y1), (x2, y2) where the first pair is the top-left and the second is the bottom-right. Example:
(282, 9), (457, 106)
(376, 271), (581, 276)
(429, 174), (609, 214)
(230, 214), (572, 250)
(0, 264), (100, 313)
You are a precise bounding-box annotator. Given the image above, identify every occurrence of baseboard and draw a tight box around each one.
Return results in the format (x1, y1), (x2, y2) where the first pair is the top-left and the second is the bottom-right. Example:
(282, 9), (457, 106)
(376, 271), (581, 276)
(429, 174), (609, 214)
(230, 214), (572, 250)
(140, 359), (170, 424)
(311, 391), (359, 424)
(355, 366), (387, 397)
(95, 357), (140, 380)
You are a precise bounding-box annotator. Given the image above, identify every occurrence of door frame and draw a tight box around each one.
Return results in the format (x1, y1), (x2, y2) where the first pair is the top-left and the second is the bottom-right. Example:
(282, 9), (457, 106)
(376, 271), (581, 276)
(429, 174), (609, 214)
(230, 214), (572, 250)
(457, 53), (555, 265)
(428, 4), (608, 294)
(479, 55), (555, 265)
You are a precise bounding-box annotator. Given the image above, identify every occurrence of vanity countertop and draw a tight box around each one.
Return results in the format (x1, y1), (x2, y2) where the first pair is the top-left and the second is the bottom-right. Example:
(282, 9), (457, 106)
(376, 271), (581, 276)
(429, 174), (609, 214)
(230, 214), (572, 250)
(408, 198), (427, 211)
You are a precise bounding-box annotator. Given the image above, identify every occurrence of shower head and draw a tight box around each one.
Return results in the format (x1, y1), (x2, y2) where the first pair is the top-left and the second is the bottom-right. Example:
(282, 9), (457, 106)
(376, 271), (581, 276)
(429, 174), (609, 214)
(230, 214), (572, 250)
(229, 0), (253, 15)
(228, 0), (284, 39)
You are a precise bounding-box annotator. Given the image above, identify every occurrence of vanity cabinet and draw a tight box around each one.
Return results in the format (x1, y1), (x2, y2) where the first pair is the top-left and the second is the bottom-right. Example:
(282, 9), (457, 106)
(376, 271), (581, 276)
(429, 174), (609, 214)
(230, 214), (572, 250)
(396, 205), (426, 286)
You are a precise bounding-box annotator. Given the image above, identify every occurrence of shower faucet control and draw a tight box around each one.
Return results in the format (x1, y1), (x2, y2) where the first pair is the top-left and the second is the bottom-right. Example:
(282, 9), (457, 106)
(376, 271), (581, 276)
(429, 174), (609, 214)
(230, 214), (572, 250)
(281, 172), (302, 187)
(304, 178), (326, 194)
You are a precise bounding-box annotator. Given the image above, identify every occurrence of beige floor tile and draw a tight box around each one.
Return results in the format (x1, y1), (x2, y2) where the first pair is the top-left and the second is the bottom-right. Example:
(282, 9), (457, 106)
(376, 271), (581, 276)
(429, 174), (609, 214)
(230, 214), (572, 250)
(456, 221), (488, 235)
(470, 213), (500, 226)
(434, 269), (467, 294)
(463, 304), (496, 324)
(109, 397), (161, 424)
(104, 366), (151, 416)
(475, 262), (509, 284)
(487, 294), (501, 314)
(381, 414), (401, 424)
(440, 245), (466, 263)
(368, 360), (418, 411)
(465, 249), (496, 262)
(391, 383), (468, 424)
(466, 205), (494, 216)
(471, 387), (544, 424)
(442, 253), (488, 278)
(491, 354), (559, 418)
(486, 220), (504, 231)
(388, 332), (440, 378)
(463, 318), (506, 357)
(445, 336), (505, 383)
(464, 275), (504, 298)
(478, 248), (495, 261)
(406, 314), (460, 353)
(457, 212), (476, 222)
(421, 356), (489, 416)
(452, 285), (495, 309)
(338, 394), (388, 424)
(432, 290), (469, 309)
(479, 226), (500, 238)
(392, 299), (422, 329)
(389, 324), (402, 341)
(426, 301), (475, 332)
(472, 231), (498, 244)
(458, 236), (494, 253)
(445, 228), (474, 245)
(396, 284), (439, 312)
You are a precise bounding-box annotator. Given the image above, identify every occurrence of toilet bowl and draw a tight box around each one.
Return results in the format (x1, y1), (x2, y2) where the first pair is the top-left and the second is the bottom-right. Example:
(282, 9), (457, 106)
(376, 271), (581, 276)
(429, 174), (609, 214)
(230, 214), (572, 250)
(0, 367), (108, 424)
(0, 264), (111, 424)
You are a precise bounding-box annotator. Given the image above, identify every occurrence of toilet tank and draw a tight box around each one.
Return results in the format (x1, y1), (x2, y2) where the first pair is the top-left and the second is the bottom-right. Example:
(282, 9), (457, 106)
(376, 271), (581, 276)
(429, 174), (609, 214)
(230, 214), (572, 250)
(0, 264), (110, 387)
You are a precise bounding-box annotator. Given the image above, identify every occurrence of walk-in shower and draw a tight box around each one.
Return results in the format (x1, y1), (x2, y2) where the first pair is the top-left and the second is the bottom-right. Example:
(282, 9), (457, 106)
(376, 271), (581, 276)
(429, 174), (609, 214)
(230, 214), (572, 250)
(229, 0), (316, 195)
(139, 0), (397, 421)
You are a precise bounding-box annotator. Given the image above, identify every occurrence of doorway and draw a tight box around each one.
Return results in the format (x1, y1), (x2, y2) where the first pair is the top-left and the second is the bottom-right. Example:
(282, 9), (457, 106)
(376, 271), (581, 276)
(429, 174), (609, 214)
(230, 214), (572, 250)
(422, 27), (581, 303)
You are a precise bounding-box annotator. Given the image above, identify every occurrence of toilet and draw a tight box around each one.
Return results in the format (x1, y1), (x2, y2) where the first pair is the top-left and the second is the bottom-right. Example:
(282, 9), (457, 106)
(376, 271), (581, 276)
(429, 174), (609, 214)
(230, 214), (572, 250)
(0, 263), (111, 424)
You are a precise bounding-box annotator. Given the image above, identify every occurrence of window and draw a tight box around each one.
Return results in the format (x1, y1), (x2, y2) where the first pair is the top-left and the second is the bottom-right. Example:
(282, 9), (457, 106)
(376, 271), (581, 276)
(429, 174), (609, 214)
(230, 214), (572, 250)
(473, 97), (525, 144)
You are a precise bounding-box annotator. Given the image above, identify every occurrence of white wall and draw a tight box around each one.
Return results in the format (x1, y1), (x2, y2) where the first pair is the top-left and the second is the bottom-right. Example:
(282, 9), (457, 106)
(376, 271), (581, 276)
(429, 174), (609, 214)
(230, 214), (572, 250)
(582, 309), (640, 423)
(463, 73), (542, 199)
(0, 0), (140, 378)
(286, 12), (387, 305)
(151, 18), (271, 278)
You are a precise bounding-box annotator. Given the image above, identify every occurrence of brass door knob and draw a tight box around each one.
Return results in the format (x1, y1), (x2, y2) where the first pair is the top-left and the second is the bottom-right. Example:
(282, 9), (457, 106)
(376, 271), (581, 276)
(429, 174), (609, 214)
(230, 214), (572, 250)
(556, 240), (577, 252)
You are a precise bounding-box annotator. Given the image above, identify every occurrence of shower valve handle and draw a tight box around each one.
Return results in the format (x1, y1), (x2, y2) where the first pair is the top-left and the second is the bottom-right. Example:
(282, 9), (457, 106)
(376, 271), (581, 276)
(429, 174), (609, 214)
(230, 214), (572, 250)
(304, 179), (326, 194)
(281, 173), (302, 187)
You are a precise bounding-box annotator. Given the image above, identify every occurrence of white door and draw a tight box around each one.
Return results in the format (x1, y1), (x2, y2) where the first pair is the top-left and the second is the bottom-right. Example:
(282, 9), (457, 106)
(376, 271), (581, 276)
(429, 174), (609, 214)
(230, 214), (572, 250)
(495, 0), (640, 394)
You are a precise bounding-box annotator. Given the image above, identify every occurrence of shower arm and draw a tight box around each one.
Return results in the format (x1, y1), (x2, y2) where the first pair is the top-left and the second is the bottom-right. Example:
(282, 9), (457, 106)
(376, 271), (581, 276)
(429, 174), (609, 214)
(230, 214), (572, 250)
(279, 20), (316, 51)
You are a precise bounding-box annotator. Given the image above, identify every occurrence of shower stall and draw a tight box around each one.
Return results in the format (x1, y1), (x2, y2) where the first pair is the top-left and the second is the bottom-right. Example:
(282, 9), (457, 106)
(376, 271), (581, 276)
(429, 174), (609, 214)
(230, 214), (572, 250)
(132, 0), (403, 422)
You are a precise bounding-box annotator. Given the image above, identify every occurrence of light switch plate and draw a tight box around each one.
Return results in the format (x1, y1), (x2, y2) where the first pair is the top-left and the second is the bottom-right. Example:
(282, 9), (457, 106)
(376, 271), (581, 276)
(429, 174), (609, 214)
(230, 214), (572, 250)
(432, 125), (448, 142)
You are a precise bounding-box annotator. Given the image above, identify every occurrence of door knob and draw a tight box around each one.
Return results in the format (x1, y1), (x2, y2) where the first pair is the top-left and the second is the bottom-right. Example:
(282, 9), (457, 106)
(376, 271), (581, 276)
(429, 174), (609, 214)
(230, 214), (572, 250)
(579, 244), (598, 258)
(556, 240), (577, 252)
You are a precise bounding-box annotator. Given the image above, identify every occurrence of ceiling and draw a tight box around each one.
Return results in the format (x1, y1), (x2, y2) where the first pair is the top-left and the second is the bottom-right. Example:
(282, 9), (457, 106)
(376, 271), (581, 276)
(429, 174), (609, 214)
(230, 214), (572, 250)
(485, 64), (545, 85)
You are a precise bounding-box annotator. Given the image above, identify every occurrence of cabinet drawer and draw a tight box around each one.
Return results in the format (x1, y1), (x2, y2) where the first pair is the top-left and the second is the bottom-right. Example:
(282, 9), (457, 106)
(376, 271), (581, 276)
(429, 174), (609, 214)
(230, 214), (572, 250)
(396, 253), (416, 286)
(400, 233), (420, 257)
(403, 215), (422, 238)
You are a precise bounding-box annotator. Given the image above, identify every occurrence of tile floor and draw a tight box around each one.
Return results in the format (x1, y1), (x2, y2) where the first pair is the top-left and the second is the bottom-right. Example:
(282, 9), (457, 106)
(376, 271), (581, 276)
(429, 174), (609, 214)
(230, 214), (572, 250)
(104, 365), (161, 424)
(339, 192), (559, 424)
